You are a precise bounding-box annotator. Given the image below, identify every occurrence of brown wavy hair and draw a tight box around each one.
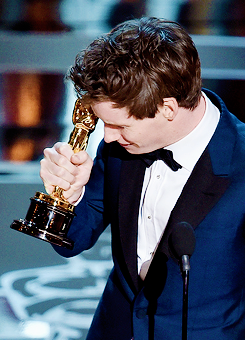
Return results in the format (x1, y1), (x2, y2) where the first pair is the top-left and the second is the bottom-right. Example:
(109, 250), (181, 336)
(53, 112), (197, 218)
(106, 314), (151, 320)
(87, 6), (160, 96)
(69, 17), (202, 119)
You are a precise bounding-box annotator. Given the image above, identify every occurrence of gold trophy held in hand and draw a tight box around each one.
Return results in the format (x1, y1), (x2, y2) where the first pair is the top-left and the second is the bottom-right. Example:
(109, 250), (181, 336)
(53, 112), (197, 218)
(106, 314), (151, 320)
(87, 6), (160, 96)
(10, 99), (98, 249)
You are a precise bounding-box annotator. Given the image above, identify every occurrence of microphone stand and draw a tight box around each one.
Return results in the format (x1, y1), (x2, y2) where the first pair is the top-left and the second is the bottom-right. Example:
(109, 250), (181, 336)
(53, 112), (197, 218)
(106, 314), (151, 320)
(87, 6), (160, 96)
(168, 222), (196, 340)
(181, 255), (190, 340)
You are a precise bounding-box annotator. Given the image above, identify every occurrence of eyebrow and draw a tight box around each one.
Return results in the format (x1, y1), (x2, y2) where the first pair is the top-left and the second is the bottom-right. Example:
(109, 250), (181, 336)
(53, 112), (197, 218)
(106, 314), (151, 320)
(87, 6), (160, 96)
(103, 121), (127, 128)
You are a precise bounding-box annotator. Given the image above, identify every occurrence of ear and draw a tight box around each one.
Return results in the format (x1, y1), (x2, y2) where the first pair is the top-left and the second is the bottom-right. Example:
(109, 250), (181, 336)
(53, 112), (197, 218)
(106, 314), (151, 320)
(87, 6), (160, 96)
(162, 97), (179, 121)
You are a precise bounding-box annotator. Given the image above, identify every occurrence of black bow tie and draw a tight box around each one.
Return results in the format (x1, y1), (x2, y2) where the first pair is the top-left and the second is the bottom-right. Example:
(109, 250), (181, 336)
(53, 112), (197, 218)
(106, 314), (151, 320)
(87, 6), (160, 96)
(140, 148), (182, 171)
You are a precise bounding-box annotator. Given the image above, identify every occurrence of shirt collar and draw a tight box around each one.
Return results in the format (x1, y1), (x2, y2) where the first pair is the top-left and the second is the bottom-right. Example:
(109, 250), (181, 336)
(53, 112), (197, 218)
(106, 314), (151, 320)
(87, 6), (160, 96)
(167, 92), (220, 172)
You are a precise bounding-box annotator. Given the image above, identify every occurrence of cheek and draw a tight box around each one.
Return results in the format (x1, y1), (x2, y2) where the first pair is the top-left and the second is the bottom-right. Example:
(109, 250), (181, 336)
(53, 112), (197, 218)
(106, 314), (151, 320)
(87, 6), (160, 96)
(121, 130), (140, 142)
(122, 121), (157, 144)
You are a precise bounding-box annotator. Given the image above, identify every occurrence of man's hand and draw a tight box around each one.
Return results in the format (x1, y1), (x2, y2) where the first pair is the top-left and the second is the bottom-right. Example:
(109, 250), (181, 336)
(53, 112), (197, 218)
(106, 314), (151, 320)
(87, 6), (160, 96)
(40, 142), (93, 204)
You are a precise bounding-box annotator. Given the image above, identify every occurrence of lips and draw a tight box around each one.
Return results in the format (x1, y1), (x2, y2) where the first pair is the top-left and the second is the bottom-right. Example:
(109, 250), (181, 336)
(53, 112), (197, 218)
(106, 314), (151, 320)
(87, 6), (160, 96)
(120, 144), (132, 149)
(119, 143), (131, 148)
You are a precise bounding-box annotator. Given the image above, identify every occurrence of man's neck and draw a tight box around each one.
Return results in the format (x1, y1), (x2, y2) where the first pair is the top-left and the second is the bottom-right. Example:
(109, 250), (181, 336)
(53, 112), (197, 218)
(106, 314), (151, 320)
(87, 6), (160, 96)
(165, 95), (206, 146)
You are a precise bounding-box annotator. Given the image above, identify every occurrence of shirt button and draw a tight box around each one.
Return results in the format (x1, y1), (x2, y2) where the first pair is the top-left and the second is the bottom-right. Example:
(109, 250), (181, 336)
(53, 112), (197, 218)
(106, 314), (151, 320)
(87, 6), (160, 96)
(157, 174), (160, 179)
(147, 215), (151, 219)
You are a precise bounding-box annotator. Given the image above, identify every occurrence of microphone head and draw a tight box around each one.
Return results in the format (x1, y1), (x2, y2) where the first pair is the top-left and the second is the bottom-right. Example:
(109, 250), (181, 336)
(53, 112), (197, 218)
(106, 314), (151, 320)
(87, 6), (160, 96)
(169, 222), (196, 260)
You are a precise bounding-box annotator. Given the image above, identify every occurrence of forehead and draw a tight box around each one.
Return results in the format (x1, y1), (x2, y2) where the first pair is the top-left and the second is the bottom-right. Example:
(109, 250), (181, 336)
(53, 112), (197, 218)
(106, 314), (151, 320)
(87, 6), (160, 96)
(91, 101), (133, 125)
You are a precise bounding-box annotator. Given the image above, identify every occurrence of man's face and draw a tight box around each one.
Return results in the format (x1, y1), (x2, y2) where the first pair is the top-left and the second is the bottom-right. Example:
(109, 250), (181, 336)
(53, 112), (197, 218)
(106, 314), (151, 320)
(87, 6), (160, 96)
(91, 101), (170, 154)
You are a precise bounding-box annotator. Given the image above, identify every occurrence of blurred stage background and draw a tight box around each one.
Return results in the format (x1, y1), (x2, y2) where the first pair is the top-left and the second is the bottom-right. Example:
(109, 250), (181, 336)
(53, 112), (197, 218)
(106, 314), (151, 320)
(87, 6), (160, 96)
(0, 0), (245, 339)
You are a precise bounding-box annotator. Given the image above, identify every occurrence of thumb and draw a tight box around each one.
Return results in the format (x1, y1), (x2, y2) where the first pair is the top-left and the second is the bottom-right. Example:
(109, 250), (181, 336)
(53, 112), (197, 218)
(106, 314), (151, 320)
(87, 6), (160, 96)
(70, 150), (90, 165)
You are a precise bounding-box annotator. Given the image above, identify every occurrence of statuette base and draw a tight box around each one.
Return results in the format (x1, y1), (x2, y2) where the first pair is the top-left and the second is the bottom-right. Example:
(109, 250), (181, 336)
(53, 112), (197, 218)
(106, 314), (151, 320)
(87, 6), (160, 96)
(10, 193), (75, 249)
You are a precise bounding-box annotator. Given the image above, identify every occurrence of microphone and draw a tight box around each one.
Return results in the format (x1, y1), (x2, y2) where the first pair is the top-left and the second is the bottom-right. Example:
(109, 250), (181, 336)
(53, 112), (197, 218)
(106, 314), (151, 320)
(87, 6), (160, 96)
(169, 221), (196, 271)
(169, 222), (196, 340)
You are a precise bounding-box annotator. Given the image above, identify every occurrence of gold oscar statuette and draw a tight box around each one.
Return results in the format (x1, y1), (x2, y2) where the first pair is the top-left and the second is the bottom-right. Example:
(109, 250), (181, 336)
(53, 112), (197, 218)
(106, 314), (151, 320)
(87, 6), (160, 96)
(10, 99), (98, 249)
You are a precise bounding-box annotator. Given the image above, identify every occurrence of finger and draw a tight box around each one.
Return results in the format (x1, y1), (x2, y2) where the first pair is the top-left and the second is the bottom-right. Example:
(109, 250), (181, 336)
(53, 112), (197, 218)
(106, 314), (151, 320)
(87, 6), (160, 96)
(43, 183), (55, 196)
(62, 187), (84, 204)
(62, 156), (93, 203)
(70, 150), (89, 165)
(54, 142), (74, 160)
(44, 142), (72, 162)
(44, 143), (77, 176)
(40, 158), (73, 192)
(43, 146), (80, 184)
(73, 154), (93, 183)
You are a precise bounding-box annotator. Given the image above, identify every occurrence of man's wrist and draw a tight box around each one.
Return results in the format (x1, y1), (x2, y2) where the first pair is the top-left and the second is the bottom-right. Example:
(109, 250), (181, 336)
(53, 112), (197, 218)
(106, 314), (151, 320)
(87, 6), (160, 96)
(73, 186), (85, 206)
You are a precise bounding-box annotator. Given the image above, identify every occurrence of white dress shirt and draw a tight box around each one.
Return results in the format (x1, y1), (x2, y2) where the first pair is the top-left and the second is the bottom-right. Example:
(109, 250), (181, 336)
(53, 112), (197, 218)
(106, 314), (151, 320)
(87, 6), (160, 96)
(137, 92), (220, 274)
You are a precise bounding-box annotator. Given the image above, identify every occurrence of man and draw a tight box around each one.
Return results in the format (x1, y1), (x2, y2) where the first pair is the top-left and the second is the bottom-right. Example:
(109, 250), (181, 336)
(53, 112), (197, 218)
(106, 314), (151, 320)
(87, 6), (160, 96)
(40, 17), (245, 339)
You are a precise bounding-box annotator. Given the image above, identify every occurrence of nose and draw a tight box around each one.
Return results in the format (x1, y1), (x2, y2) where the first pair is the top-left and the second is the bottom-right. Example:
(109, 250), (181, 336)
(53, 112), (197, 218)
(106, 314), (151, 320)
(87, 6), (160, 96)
(104, 125), (121, 143)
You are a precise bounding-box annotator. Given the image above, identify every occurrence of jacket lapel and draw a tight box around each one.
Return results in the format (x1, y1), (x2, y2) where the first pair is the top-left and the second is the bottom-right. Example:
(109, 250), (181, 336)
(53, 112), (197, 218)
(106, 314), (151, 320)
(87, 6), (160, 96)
(105, 142), (145, 292)
(157, 147), (230, 258)
(118, 156), (146, 291)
